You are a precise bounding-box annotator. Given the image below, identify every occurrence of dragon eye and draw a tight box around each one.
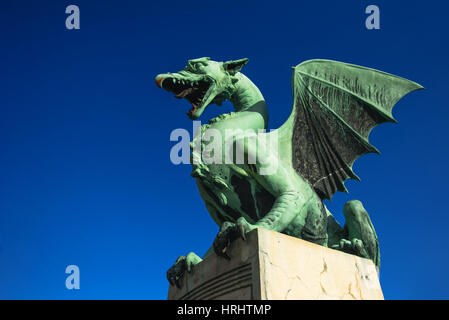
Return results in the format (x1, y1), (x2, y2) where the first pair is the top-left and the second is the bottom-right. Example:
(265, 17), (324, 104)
(187, 59), (208, 72)
(186, 57), (210, 71)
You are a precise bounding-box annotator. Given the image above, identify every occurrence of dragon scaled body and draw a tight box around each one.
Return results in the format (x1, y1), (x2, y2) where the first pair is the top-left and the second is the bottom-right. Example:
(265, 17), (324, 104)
(155, 58), (422, 287)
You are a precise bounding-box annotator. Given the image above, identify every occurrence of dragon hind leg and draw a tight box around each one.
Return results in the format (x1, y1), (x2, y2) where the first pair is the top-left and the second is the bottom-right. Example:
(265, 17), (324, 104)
(339, 200), (380, 270)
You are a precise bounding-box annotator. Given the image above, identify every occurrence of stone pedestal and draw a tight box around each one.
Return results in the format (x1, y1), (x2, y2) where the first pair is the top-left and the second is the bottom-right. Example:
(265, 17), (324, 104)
(167, 228), (384, 300)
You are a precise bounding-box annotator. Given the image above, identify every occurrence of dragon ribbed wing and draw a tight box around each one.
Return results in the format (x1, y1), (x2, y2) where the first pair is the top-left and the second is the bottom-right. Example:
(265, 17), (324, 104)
(289, 59), (423, 200)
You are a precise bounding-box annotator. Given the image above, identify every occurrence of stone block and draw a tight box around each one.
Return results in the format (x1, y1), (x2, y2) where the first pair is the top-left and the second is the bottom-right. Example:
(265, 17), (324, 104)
(168, 228), (383, 300)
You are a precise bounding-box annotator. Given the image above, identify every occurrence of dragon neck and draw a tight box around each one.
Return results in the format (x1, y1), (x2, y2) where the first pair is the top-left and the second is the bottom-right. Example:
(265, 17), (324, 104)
(191, 74), (269, 179)
(225, 73), (268, 129)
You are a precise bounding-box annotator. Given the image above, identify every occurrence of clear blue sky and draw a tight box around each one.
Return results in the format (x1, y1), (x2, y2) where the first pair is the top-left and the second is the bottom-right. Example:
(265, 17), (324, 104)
(1, 0), (448, 299)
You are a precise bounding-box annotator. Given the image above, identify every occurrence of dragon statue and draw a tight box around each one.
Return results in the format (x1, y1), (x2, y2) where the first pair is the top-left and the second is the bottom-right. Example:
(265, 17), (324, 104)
(155, 58), (422, 287)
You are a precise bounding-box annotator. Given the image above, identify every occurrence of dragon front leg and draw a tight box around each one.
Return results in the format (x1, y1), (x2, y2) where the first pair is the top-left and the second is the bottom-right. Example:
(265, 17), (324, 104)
(213, 137), (306, 258)
(212, 190), (304, 259)
(254, 190), (303, 231)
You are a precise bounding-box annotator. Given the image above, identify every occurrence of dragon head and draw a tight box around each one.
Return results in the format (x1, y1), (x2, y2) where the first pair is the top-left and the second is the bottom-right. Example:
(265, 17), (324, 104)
(155, 57), (248, 119)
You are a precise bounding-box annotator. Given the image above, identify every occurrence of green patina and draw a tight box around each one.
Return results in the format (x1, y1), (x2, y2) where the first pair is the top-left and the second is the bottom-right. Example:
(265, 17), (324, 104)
(156, 58), (423, 287)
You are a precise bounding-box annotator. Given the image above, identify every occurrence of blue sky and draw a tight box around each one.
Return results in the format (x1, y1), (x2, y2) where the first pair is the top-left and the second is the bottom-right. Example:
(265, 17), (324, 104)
(1, 0), (448, 299)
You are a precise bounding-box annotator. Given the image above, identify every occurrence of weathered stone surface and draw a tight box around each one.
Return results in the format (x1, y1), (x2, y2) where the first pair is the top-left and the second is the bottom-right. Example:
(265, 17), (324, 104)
(168, 228), (383, 300)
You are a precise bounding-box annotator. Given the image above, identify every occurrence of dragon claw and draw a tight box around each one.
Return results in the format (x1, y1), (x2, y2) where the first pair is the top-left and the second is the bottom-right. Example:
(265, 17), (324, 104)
(213, 233), (232, 260)
(239, 223), (247, 241)
(332, 238), (370, 260)
(351, 239), (369, 258)
(213, 218), (255, 260)
(166, 256), (185, 287)
(166, 252), (202, 288)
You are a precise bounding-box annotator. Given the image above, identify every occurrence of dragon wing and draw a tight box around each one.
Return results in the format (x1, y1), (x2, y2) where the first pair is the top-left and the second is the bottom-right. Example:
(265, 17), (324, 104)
(285, 59), (423, 200)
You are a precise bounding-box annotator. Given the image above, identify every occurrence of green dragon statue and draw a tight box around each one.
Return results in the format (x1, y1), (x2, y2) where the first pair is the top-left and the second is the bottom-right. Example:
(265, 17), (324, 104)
(155, 58), (422, 287)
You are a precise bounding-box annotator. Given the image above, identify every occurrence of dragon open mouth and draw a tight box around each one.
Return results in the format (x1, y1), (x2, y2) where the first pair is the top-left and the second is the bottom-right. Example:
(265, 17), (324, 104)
(159, 77), (211, 118)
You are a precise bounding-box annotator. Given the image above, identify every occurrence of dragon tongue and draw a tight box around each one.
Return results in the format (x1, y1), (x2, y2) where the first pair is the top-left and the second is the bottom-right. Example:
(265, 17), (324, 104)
(175, 88), (193, 99)
(189, 102), (198, 116)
